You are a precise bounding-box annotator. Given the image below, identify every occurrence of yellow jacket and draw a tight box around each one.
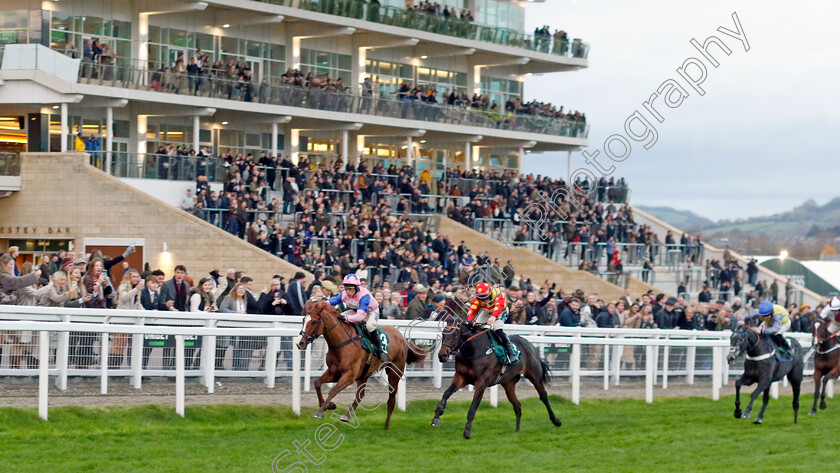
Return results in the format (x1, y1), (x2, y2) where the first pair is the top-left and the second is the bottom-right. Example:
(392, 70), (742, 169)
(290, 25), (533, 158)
(74, 136), (86, 151)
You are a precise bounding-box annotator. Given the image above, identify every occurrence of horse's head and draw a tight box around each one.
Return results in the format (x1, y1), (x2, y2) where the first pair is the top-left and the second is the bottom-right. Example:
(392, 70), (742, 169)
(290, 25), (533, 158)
(297, 299), (332, 350)
(727, 330), (749, 365)
(437, 314), (473, 362)
(813, 319), (830, 346)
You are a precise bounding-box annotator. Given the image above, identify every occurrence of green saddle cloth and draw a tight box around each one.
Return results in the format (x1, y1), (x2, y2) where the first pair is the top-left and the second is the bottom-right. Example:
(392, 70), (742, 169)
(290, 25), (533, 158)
(351, 323), (389, 358)
(489, 334), (520, 365)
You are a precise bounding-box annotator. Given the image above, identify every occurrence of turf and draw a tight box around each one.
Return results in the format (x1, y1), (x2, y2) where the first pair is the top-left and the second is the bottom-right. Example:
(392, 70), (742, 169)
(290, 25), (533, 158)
(0, 394), (833, 472)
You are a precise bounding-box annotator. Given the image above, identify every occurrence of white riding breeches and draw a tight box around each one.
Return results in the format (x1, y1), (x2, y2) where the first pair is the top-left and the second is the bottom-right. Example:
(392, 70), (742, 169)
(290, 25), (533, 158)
(829, 321), (840, 335)
(343, 308), (380, 332)
(475, 309), (504, 331)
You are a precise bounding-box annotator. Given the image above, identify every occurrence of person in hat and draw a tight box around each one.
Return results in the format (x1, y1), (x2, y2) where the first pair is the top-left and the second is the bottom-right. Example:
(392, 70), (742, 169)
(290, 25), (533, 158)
(328, 273), (385, 361)
(466, 282), (518, 364)
(655, 297), (679, 330)
(404, 284), (429, 320)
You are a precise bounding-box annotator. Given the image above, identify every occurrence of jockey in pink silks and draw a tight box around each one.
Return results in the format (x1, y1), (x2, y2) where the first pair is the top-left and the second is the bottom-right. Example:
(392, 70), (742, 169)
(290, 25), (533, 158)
(328, 273), (385, 360)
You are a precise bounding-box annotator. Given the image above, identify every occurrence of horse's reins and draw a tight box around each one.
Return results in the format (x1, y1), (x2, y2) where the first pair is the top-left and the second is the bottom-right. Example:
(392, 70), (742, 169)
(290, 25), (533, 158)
(814, 331), (840, 355)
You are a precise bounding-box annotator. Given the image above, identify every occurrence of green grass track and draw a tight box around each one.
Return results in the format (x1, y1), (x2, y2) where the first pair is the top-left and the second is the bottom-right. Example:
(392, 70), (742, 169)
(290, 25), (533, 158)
(0, 395), (833, 472)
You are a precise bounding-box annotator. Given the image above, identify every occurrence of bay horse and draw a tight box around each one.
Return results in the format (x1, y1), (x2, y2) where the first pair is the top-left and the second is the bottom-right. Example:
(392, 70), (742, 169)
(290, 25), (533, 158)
(727, 328), (803, 424)
(296, 299), (427, 428)
(432, 314), (562, 439)
(809, 319), (840, 415)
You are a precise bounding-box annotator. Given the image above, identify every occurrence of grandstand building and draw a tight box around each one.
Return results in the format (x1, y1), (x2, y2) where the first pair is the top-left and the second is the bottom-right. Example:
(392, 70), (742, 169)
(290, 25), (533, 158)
(0, 0), (588, 172)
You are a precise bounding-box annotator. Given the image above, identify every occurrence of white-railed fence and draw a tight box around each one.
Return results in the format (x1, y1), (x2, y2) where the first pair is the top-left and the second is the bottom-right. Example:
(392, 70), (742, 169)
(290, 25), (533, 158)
(0, 306), (826, 420)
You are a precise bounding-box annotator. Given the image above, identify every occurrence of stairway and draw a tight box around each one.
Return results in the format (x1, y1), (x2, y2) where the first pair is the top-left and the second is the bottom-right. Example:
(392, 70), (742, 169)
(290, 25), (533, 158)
(435, 215), (659, 300)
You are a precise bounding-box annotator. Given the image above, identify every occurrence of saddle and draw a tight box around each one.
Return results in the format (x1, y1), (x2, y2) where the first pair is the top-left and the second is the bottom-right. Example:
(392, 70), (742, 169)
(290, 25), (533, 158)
(770, 336), (794, 363)
(350, 322), (389, 359)
(487, 332), (520, 366)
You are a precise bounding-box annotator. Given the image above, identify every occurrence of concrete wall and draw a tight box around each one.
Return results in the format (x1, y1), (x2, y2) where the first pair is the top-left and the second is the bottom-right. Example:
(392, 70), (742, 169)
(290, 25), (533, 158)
(0, 152), (309, 286)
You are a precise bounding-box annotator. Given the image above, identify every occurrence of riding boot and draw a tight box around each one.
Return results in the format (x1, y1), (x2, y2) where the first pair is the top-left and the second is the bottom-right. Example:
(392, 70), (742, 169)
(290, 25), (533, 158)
(494, 329), (519, 364)
(773, 334), (792, 358)
(368, 330), (387, 362)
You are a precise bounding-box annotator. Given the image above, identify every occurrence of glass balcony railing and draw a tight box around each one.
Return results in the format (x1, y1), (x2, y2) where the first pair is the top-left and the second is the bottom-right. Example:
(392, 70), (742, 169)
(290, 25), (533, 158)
(75, 62), (589, 139)
(259, 0), (590, 59)
(0, 152), (21, 176)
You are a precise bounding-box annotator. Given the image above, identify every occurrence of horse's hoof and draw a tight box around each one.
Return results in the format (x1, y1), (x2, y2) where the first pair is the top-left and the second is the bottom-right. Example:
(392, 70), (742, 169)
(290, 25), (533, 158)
(431, 418), (441, 426)
(313, 411), (324, 419)
(552, 418), (562, 427)
(734, 410), (742, 419)
(463, 430), (471, 440)
(753, 418), (763, 425)
(327, 402), (337, 410)
(808, 410), (816, 416)
(339, 414), (351, 423)
(820, 403), (827, 410)
(741, 413), (751, 419)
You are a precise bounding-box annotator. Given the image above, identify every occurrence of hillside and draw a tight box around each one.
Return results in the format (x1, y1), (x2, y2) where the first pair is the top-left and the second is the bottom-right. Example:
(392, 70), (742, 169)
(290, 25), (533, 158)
(635, 205), (714, 231)
(703, 198), (840, 238)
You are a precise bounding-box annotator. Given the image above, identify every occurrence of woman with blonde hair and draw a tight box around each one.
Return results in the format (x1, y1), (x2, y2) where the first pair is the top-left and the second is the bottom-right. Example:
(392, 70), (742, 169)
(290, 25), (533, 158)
(111, 269), (144, 368)
(621, 303), (642, 369)
(219, 283), (252, 370)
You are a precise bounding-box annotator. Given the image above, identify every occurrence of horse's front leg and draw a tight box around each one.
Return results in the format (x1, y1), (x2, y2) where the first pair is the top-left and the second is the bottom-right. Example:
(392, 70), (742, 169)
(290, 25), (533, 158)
(820, 375), (831, 410)
(314, 372), (356, 419)
(755, 387), (771, 424)
(463, 381), (487, 440)
(743, 375), (769, 419)
(432, 373), (466, 426)
(313, 369), (340, 415)
(734, 376), (745, 418)
(810, 369), (823, 415)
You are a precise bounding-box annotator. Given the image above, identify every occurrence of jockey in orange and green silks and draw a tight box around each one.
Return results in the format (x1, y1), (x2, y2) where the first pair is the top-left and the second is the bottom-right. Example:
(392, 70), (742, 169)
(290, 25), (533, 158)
(467, 282), (518, 364)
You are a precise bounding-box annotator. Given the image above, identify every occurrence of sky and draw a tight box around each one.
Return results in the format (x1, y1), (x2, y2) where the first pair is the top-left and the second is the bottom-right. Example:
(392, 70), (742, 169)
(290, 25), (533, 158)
(521, 0), (840, 221)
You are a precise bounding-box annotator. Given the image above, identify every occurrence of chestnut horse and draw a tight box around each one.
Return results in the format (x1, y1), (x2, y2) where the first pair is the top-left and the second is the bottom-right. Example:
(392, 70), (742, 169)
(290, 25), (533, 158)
(809, 319), (840, 415)
(296, 300), (427, 428)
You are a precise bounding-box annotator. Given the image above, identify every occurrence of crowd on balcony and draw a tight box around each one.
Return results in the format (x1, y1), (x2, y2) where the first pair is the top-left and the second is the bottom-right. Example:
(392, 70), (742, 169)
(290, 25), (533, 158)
(406, 1), (474, 21)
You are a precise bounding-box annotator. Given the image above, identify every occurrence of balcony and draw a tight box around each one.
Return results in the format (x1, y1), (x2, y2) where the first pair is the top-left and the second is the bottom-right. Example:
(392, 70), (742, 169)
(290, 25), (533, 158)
(0, 152), (21, 193)
(254, 0), (590, 59)
(75, 62), (588, 139)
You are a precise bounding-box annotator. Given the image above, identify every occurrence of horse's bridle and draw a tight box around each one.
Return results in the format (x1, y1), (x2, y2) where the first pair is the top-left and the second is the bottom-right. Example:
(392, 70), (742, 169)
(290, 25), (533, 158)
(731, 329), (760, 358)
(299, 312), (342, 346)
(813, 322), (840, 354)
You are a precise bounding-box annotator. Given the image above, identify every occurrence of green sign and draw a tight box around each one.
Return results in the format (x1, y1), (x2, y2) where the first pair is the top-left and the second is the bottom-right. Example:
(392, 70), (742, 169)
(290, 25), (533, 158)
(143, 334), (201, 349)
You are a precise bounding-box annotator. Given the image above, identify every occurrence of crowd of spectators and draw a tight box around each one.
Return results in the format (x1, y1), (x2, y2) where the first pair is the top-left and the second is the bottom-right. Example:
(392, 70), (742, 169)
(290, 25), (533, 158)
(406, 1), (474, 21)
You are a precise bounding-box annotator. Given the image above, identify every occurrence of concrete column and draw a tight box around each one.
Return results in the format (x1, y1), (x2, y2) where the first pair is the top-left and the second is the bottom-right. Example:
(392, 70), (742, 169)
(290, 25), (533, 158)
(271, 122), (279, 158)
(105, 106), (113, 174)
(356, 135), (365, 166)
(352, 46), (367, 95)
(137, 115), (148, 155)
(192, 115), (200, 152)
(517, 147), (524, 174)
(135, 12), (150, 83)
(468, 65), (482, 96)
(406, 136), (413, 167)
(289, 128), (300, 164)
(60, 103), (68, 152)
(342, 129), (349, 166)
(286, 35), (301, 70)
(464, 141), (471, 172)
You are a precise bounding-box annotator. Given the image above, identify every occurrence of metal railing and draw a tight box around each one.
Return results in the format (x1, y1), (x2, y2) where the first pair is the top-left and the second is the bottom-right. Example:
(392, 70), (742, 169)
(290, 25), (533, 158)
(0, 305), (821, 420)
(257, 0), (590, 59)
(73, 60), (588, 139)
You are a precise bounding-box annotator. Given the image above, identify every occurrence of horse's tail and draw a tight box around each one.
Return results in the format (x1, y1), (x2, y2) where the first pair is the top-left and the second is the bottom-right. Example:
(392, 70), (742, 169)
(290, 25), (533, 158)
(406, 343), (428, 365)
(540, 358), (552, 385)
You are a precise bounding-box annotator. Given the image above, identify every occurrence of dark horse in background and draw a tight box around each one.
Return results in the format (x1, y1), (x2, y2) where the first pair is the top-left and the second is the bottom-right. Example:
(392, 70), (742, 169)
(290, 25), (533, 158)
(432, 314), (562, 439)
(728, 328), (803, 424)
(297, 300), (427, 429)
(809, 319), (840, 415)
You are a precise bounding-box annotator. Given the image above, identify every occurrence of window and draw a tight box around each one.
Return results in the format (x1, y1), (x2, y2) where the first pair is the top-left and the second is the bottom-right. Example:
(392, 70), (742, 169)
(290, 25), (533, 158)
(479, 76), (522, 109)
(301, 49), (352, 83)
